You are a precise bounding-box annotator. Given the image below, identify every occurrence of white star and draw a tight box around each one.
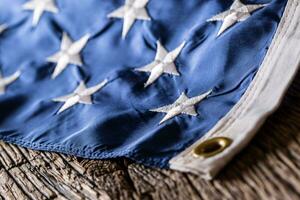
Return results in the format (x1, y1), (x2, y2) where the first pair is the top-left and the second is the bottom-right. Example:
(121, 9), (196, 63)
(0, 70), (21, 95)
(0, 24), (7, 34)
(208, 0), (266, 36)
(53, 79), (108, 114)
(107, 0), (151, 39)
(135, 41), (185, 87)
(22, 0), (59, 27)
(47, 32), (90, 79)
(150, 90), (211, 125)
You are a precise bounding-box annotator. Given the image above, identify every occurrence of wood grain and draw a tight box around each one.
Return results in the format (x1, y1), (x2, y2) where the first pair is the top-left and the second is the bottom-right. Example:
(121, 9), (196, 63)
(0, 71), (300, 200)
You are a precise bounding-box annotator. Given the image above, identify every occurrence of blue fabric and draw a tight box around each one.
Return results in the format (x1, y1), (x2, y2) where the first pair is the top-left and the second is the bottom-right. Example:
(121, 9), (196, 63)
(0, 0), (287, 168)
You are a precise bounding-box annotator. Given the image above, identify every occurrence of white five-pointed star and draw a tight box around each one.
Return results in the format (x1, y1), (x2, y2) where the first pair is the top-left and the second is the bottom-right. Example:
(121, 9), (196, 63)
(108, 0), (151, 39)
(208, 0), (266, 36)
(47, 32), (90, 79)
(150, 90), (212, 124)
(23, 0), (58, 27)
(0, 24), (7, 34)
(0, 70), (21, 95)
(135, 41), (185, 87)
(53, 79), (108, 114)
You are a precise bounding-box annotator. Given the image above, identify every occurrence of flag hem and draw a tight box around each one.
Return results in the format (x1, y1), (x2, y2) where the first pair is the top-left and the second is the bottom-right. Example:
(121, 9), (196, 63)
(169, 0), (300, 180)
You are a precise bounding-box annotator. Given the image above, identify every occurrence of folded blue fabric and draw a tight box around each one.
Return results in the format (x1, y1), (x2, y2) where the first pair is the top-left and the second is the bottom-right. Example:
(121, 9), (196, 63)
(0, 0), (288, 174)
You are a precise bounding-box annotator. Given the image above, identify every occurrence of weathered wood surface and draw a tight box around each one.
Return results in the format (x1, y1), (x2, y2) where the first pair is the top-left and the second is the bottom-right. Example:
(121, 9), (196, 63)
(0, 72), (300, 200)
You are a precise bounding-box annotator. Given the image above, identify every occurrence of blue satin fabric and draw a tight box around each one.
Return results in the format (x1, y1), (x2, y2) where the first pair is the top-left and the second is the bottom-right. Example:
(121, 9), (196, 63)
(0, 0), (287, 167)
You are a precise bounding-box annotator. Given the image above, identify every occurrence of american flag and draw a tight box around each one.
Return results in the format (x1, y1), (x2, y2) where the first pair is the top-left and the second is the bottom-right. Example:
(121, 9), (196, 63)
(0, 0), (290, 178)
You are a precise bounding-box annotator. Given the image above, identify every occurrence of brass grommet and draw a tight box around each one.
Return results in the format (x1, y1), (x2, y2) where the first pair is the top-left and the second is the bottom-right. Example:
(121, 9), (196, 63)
(192, 137), (232, 158)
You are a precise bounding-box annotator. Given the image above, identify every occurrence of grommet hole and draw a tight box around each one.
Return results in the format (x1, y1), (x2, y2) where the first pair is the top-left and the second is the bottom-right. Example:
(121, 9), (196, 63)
(202, 142), (223, 154)
(192, 137), (232, 158)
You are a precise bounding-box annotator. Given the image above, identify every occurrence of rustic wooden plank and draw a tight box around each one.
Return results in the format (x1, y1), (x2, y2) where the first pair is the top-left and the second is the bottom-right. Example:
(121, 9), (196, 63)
(127, 165), (200, 200)
(19, 164), (57, 199)
(9, 167), (46, 199)
(6, 144), (26, 166)
(26, 152), (110, 200)
(0, 169), (29, 200)
(81, 159), (139, 200)
(0, 144), (15, 170)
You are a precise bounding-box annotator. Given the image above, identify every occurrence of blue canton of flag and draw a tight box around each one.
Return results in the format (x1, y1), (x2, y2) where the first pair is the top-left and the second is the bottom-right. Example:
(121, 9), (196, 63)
(0, 0), (291, 179)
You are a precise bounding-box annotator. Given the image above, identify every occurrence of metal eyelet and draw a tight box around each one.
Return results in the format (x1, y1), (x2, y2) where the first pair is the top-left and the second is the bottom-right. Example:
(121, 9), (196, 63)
(192, 137), (232, 158)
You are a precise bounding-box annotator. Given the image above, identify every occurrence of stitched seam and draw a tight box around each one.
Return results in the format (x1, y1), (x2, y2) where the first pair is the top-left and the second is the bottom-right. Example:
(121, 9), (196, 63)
(0, 135), (169, 167)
